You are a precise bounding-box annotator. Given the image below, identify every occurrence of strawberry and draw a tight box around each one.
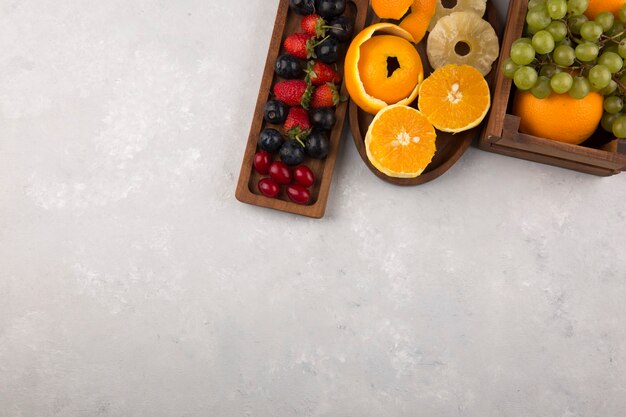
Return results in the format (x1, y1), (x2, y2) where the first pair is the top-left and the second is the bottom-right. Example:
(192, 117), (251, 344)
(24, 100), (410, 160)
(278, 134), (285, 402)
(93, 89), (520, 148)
(305, 61), (342, 86)
(284, 107), (311, 137)
(283, 33), (315, 60)
(273, 79), (313, 108)
(311, 83), (340, 108)
(301, 14), (327, 37)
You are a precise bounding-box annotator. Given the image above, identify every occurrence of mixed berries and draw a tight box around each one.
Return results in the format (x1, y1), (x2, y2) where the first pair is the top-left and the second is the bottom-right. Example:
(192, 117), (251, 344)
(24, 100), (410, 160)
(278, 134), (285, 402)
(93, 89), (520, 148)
(254, 0), (354, 205)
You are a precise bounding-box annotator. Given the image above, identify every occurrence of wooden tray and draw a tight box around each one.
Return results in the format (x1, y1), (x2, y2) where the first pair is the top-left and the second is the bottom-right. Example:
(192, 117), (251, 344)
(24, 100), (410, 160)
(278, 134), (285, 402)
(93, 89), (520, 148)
(349, 0), (500, 186)
(479, 0), (626, 176)
(235, 0), (370, 218)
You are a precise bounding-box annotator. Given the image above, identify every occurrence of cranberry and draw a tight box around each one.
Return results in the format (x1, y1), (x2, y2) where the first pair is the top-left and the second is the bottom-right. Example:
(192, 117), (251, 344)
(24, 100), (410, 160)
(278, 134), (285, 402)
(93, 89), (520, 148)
(253, 151), (272, 175)
(286, 184), (311, 205)
(258, 178), (280, 198)
(269, 161), (292, 184)
(293, 165), (315, 188)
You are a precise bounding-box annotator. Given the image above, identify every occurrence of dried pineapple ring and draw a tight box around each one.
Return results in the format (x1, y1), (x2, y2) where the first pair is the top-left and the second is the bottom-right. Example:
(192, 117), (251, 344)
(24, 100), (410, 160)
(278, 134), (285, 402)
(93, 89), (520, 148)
(428, 0), (487, 31)
(427, 11), (499, 76)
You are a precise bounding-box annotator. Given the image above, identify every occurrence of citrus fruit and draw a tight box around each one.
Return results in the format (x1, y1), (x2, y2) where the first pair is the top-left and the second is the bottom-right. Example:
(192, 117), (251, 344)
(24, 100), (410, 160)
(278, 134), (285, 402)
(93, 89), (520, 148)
(358, 36), (422, 104)
(585, 0), (625, 19)
(400, 0), (437, 43)
(365, 104), (437, 178)
(418, 64), (491, 133)
(427, 11), (499, 76)
(428, 0), (487, 31)
(512, 91), (603, 145)
(372, 0), (414, 19)
(345, 23), (424, 115)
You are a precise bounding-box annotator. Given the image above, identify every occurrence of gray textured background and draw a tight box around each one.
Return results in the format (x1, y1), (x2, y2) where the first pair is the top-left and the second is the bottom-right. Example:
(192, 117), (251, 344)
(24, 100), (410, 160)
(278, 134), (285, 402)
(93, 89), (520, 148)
(1, 1), (625, 416)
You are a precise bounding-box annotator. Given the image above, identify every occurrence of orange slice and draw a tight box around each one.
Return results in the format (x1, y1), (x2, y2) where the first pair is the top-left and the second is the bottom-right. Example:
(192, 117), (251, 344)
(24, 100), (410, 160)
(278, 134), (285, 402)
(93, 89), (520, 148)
(400, 0), (437, 43)
(372, 0), (414, 19)
(345, 23), (424, 115)
(417, 64), (490, 133)
(365, 104), (437, 178)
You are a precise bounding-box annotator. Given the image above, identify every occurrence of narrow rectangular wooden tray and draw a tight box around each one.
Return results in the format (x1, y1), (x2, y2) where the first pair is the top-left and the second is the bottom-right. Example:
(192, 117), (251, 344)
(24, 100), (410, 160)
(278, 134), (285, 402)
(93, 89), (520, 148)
(479, 0), (626, 176)
(235, 0), (369, 218)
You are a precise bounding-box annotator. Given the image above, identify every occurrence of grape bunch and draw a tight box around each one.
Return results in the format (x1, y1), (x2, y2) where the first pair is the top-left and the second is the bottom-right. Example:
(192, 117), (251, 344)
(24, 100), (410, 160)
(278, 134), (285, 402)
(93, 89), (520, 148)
(502, 0), (626, 138)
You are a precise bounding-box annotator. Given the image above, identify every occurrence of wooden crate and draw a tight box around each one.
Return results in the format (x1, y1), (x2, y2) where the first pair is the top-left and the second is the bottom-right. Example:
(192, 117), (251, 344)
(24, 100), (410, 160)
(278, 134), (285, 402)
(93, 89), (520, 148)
(479, 0), (626, 176)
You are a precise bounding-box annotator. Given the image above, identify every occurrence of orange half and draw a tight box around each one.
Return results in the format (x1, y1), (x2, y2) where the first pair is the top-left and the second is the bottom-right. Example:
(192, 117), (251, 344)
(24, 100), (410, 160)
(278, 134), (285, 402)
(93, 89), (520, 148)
(345, 23), (424, 115)
(417, 64), (490, 133)
(365, 104), (437, 178)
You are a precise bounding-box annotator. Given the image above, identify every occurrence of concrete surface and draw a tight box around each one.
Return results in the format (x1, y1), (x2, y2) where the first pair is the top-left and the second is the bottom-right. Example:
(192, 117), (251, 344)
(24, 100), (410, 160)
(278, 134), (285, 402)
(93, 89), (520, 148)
(1, 1), (625, 416)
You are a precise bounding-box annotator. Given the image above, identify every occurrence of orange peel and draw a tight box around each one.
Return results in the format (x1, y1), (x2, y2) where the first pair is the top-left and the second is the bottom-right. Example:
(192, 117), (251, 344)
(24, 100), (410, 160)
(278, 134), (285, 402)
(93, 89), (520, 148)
(345, 23), (424, 115)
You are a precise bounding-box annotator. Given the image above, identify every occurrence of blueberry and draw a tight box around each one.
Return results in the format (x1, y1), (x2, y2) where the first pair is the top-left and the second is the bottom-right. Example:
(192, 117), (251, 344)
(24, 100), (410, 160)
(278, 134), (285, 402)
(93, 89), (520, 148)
(314, 37), (340, 64)
(290, 0), (315, 15)
(305, 131), (330, 159)
(264, 100), (288, 124)
(279, 140), (306, 166)
(275, 54), (303, 79)
(315, 0), (346, 18)
(310, 108), (336, 131)
(328, 16), (354, 43)
(259, 128), (285, 154)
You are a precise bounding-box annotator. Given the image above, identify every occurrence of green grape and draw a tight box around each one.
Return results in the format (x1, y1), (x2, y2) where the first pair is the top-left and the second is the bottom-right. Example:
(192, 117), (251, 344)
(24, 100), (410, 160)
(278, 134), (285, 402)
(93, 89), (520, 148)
(568, 15), (588, 34)
(575, 42), (600, 61)
(569, 76), (591, 98)
(600, 79), (618, 95)
(612, 115), (626, 138)
(553, 44), (576, 66)
(501, 58), (520, 78)
(546, 21), (568, 42)
(527, 8), (552, 31)
(557, 38), (574, 47)
(595, 11), (615, 32)
(531, 76), (553, 98)
(540, 64), (560, 77)
(604, 96), (623, 113)
(589, 65), (612, 89)
(580, 21), (603, 41)
(567, 0), (589, 15)
(528, 0), (547, 8)
(609, 21), (625, 36)
(550, 72), (573, 93)
(620, 4), (626, 23)
(601, 112), (620, 132)
(618, 40), (626, 59)
(513, 38), (532, 46)
(511, 42), (536, 65)
(598, 51), (623, 73)
(514, 66), (539, 90)
(532, 30), (555, 54)
(546, 0), (567, 19)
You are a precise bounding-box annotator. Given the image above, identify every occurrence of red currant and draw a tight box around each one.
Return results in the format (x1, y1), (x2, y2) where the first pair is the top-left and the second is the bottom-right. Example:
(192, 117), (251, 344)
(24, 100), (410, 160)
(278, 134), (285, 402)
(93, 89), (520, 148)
(253, 151), (272, 175)
(258, 178), (280, 198)
(286, 184), (311, 205)
(269, 161), (292, 184)
(293, 165), (315, 188)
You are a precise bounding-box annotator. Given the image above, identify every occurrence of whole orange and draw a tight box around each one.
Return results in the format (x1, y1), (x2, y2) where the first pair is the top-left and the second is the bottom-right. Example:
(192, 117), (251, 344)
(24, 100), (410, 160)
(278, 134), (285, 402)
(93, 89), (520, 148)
(585, 0), (625, 19)
(512, 91), (603, 145)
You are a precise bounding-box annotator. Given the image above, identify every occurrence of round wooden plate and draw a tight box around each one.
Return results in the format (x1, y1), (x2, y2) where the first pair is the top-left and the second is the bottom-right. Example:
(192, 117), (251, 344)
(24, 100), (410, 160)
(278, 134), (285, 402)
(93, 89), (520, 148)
(349, 1), (500, 185)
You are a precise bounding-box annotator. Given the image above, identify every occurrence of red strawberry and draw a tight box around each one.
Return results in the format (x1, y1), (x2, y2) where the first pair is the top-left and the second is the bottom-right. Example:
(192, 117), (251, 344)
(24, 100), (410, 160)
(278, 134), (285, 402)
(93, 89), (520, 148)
(306, 61), (342, 86)
(284, 107), (311, 135)
(311, 83), (340, 108)
(283, 33), (315, 59)
(301, 14), (327, 37)
(273, 80), (313, 108)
